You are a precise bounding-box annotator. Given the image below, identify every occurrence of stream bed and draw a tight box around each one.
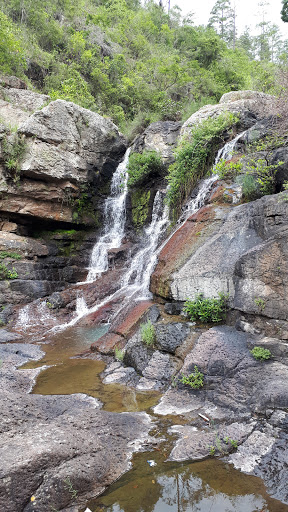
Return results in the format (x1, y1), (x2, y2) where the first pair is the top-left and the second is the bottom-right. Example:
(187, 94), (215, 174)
(22, 326), (288, 512)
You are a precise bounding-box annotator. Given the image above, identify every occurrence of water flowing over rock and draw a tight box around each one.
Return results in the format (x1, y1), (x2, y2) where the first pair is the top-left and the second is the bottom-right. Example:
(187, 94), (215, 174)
(152, 193), (288, 324)
(2, 87), (288, 510)
(0, 82), (127, 307)
(86, 148), (130, 282)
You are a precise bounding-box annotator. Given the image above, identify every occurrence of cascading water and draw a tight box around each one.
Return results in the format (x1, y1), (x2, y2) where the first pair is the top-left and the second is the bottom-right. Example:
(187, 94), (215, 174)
(16, 130), (247, 332)
(215, 130), (246, 164)
(85, 147), (131, 283)
(181, 129), (247, 220)
(121, 190), (169, 300)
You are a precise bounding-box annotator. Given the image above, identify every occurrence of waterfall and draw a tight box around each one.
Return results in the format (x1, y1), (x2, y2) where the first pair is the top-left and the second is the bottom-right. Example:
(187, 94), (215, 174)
(181, 130), (247, 220)
(121, 190), (169, 300)
(16, 130), (247, 333)
(215, 130), (246, 164)
(86, 147), (131, 283)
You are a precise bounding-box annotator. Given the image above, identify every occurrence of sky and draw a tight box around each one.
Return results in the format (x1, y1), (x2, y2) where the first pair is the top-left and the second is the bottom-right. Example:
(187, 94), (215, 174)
(169, 0), (288, 36)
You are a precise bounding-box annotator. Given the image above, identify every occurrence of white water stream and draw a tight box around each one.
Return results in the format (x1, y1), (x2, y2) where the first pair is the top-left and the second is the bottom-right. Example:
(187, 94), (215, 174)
(16, 130), (246, 332)
(86, 147), (131, 282)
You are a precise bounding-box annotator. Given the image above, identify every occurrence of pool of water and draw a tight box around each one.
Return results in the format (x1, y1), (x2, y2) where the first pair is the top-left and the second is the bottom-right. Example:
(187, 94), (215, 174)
(22, 325), (288, 512)
(23, 325), (160, 413)
(85, 451), (288, 512)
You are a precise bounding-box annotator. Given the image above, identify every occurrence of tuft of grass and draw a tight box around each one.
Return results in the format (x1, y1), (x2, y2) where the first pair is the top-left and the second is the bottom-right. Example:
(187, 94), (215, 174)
(115, 347), (124, 361)
(140, 319), (156, 346)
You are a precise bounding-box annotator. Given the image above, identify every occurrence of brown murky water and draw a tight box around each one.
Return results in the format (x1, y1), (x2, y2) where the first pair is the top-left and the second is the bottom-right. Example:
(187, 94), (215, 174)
(23, 325), (160, 412)
(85, 452), (288, 512)
(24, 325), (288, 512)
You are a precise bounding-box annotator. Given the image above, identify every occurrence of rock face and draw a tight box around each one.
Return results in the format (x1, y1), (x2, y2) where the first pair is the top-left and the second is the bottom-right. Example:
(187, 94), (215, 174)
(0, 79), (127, 307)
(154, 325), (288, 504)
(180, 90), (273, 140)
(0, 96), (126, 226)
(0, 342), (154, 512)
(132, 120), (182, 164)
(152, 192), (288, 324)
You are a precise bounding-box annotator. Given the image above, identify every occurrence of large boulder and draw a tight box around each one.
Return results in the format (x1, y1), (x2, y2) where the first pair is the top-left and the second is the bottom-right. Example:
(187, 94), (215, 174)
(18, 99), (126, 183)
(152, 192), (288, 322)
(132, 120), (182, 164)
(180, 90), (273, 140)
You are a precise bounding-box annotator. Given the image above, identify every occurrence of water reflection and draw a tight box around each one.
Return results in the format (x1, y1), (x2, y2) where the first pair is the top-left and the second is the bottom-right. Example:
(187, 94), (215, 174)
(88, 453), (288, 512)
(23, 325), (160, 413)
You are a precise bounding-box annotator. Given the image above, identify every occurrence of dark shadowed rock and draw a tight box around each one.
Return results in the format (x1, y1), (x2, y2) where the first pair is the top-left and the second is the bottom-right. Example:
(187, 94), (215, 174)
(123, 333), (153, 375)
(155, 322), (191, 353)
(164, 302), (183, 315)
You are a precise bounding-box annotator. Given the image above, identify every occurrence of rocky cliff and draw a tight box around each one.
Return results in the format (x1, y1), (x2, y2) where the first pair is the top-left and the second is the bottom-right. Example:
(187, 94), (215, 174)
(0, 77), (126, 308)
(1, 84), (288, 510)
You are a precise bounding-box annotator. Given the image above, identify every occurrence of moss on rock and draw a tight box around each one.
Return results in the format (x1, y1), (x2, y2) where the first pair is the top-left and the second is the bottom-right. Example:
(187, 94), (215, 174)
(131, 189), (151, 230)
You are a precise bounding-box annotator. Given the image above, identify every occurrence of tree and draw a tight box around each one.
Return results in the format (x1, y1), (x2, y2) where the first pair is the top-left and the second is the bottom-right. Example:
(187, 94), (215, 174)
(208, 0), (235, 47)
(236, 27), (255, 59)
(0, 10), (26, 75)
(281, 0), (288, 22)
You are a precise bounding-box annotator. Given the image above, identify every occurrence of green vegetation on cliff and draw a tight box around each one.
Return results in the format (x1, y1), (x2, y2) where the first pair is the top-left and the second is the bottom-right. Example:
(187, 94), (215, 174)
(0, 0), (279, 135)
(167, 112), (239, 219)
(127, 151), (165, 187)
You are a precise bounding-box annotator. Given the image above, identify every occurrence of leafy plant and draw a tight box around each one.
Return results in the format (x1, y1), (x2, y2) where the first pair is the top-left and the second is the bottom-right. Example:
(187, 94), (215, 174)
(250, 346), (272, 361)
(179, 365), (204, 389)
(184, 293), (229, 323)
(115, 347), (124, 361)
(127, 151), (165, 187)
(213, 157), (243, 179)
(209, 445), (216, 456)
(224, 436), (238, 449)
(254, 297), (266, 312)
(0, 263), (18, 280)
(166, 112), (239, 220)
(1, 134), (27, 182)
(0, 251), (22, 260)
(140, 319), (156, 346)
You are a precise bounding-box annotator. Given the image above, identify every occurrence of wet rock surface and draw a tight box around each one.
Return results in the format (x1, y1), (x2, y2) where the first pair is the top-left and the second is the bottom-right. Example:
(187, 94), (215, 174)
(152, 192), (288, 326)
(152, 325), (288, 504)
(0, 342), (155, 512)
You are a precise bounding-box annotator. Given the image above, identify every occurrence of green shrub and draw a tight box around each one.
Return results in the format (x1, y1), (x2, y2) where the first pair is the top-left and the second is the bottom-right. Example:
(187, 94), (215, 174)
(180, 365), (204, 389)
(184, 293), (229, 323)
(0, 251), (22, 260)
(127, 151), (165, 187)
(140, 319), (156, 346)
(166, 112), (239, 220)
(0, 264), (18, 279)
(212, 158), (243, 179)
(250, 346), (272, 361)
(237, 173), (259, 201)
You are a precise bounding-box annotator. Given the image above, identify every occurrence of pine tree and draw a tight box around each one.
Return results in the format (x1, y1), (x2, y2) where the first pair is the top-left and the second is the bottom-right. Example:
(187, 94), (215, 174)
(208, 0), (235, 47)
